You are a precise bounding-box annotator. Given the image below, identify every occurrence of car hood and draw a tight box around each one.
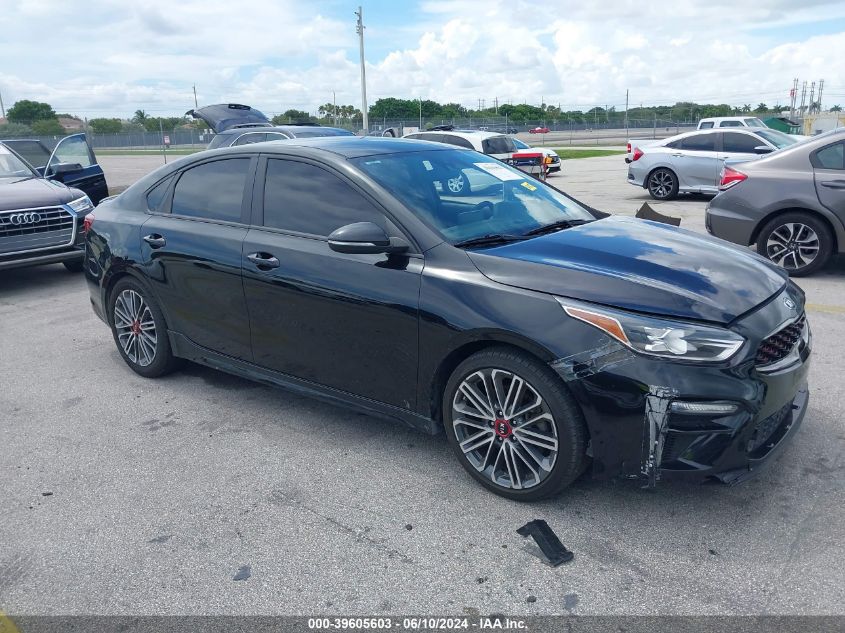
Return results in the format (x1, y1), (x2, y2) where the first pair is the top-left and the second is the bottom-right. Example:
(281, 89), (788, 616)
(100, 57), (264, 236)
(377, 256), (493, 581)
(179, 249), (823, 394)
(0, 177), (79, 212)
(467, 216), (787, 324)
(185, 103), (271, 133)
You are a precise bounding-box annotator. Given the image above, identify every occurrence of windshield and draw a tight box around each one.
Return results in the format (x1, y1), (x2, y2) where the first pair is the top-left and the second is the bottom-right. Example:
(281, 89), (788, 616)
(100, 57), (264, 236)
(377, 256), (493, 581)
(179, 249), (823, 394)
(0, 145), (38, 179)
(744, 118), (766, 127)
(512, 138), (530, 150)
(352, 149), (594, 244)
(754, 128), (798, 148)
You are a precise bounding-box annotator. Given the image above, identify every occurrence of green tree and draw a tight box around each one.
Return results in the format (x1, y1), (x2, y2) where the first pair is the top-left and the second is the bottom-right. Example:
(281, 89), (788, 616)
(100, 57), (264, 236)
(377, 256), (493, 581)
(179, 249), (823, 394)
(132, 110), (149, 124)
(89, 118), (123, 134)
(272, 110), (313, 124)
(831, 105), (842, 112)
(31, 118), (65, 135)
(754, 103), (768, 113)
(7, 100), (56, 124)
(741, 104), (751, 113)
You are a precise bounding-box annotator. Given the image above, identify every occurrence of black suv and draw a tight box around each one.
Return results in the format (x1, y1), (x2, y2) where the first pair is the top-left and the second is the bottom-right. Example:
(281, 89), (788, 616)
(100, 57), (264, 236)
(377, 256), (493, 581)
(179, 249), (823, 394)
(1, 134), (106, 271)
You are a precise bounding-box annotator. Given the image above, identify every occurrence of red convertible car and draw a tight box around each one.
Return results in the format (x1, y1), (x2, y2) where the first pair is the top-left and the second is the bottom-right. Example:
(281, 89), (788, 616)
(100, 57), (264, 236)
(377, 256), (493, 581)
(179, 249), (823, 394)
(529, 126), (550, 134)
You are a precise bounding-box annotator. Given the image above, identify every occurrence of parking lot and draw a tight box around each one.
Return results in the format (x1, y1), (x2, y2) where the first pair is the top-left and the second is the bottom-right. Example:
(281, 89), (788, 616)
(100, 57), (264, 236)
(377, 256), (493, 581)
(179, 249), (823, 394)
(2, 154), (844, 616)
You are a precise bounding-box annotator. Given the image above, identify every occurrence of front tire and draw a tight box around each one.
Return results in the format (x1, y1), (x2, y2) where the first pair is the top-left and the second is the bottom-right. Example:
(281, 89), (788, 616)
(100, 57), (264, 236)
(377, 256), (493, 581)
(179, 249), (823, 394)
(443, 348), (588, 501)
(647, 167), (679, 200)
(756, 212), (833, 276)
(109, 278), (180, 377)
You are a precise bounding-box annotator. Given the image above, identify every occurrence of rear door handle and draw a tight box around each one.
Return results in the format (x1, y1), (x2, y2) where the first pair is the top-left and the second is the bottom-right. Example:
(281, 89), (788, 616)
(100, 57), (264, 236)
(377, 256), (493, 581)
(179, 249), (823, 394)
(143, 234), (166, 248)
(247, 252), (280, 270)
(820, 180), (845, 189)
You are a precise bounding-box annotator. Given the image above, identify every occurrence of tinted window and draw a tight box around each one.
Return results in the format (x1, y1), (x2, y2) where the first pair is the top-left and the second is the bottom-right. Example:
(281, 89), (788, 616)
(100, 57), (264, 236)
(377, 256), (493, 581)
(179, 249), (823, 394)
(146, 176), (173, 213)
(681, 134), (716, 151)
(744, 118), (766, 127)
(699, 122), (714, 129)
(263, 159), (384, 236)
(722, 132), (763, 153)
(719, 120), (743, 127)
(49, 135), (94, 172)
(233, 133), (266, 146)
(813, 143), (845, 170)
(665, 139), (683, 149)
(171, 158), (250, 222)
(754, 129), (797, 149)
(481, 136), (516, 154)
(441, 135), (474, 149)
(3, 140), (51, 169)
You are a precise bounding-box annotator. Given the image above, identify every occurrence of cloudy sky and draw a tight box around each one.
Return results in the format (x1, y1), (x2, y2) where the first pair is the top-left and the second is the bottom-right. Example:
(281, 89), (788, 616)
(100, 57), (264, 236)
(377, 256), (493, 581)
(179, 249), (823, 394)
(1, 0), (844, 119)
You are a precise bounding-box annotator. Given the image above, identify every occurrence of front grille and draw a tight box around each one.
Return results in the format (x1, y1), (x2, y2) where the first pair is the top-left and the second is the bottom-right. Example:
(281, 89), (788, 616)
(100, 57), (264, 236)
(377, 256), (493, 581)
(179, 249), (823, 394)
(755, 314), (806, 366)
(747, 400), (792, 454)
(0, 207), (74, 255)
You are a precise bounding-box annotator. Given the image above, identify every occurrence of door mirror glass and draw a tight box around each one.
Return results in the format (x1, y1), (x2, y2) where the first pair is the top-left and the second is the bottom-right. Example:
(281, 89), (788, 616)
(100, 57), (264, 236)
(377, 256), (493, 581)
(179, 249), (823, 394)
(328, 222), (409, 254)
(754, 145), (773, 154)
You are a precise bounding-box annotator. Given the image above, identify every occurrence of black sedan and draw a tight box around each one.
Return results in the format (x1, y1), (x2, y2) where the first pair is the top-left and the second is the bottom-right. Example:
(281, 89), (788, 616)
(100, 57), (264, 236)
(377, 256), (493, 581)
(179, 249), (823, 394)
(84, 137), (810, 499)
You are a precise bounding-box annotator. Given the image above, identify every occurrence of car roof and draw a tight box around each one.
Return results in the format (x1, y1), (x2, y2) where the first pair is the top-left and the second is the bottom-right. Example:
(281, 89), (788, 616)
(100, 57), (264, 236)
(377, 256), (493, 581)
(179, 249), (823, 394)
(220, 125), (352, 137)
(410, 130), (507, 140)
(227, 135), (455, 158)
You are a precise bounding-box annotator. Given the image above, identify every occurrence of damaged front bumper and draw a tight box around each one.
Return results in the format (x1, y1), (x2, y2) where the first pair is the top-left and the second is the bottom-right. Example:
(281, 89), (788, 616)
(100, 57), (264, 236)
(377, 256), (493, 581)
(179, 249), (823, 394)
(549, 288), (811, 487)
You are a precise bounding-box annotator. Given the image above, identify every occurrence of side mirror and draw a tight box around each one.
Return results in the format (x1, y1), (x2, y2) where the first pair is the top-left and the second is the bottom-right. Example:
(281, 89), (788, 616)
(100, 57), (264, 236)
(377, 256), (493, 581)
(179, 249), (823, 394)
(753, 145), (773, 154)
(49, 162), (84, 181)
(328, 222), (409, 255)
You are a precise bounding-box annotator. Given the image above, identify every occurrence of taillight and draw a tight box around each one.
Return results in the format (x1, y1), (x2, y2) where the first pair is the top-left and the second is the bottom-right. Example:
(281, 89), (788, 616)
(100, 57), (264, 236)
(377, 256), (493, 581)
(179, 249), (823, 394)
(83, 212), (95, 233)
(632, 147), (644, 161)
(626, 142), (631, 153)
(720, 166), (747, 190)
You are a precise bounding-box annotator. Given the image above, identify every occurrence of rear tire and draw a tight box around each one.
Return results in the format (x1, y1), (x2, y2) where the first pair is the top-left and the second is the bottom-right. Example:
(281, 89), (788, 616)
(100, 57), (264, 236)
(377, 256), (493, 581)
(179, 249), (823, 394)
(755, 212), (833, 277)
(647, 167), (679, 200)
(108, 278), (181, 378)
(443, 347), (589, 501)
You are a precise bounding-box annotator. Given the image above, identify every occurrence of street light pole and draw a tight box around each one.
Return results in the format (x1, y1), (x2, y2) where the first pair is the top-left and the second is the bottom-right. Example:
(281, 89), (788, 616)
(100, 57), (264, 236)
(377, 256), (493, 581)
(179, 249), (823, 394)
(355, 6), (369, 134)
(419, 97), (422, 130)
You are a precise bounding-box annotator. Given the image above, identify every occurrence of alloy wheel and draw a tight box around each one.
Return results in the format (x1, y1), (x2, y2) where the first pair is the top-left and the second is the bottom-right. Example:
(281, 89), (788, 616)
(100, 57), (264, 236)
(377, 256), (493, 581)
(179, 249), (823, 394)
(113, 289), (157, 367)
(447, 174), (465, 193)
(765, 222), (819, 271)
(648, 170), (675, 199)
(452, 369), (558, 490)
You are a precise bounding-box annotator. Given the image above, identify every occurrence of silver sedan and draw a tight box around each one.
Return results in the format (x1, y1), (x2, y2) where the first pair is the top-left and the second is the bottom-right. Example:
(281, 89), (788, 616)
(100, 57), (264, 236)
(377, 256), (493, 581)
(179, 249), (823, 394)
(626, 128), (797, 200)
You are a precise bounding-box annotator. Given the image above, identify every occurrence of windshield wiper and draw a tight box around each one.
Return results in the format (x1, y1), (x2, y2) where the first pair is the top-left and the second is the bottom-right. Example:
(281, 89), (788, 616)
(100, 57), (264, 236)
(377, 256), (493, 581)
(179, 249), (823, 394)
(453, 234), (529, 249)
(522, 218), (592, 236)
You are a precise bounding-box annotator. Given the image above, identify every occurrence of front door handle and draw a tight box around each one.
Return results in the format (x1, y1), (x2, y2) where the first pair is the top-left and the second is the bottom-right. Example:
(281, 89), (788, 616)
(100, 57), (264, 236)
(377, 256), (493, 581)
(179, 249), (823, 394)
(143, 234), (166, 248)
(247, 252), (280, 270)
(820, 180), (845, 189)
(671, 153), (684, 158)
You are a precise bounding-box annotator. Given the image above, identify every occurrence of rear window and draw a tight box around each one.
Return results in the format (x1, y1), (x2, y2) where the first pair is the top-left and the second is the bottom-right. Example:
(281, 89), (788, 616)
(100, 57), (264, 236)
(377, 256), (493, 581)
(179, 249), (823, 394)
(440, 135), (474, 149)
(719, 121), (743, 127)
(812, 143), (845, 170)
(681, 134), (716, 151)
(481, 136), (516, 154)
(698, 122), (714, 129)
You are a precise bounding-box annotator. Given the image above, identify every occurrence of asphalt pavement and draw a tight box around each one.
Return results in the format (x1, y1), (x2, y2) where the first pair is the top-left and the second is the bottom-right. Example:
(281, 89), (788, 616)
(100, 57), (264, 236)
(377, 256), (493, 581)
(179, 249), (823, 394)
(1, 155), (844, 617)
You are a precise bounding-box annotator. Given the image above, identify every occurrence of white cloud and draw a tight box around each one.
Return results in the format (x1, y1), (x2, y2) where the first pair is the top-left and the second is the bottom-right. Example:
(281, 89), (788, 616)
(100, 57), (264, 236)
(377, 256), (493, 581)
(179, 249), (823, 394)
(0, 0), (843, 119)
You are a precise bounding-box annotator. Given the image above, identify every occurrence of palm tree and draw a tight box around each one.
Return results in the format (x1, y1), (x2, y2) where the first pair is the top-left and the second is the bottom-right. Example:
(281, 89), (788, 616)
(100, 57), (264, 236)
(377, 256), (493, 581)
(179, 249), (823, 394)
(132, 109), (149, 124)
(831, 105), (842, 112)
(741, 104), (751, 114)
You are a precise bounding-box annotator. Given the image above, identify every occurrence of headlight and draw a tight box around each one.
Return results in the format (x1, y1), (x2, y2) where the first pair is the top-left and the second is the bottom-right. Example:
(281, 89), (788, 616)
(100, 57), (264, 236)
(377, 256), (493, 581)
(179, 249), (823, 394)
(67, 196), (93, 214)
(556, 298), (746, 363)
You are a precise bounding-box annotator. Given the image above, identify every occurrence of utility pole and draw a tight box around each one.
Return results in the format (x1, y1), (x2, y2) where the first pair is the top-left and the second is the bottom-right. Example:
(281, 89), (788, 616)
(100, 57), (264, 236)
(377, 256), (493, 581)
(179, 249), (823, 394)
(355, 6), (368, 134)
(0, 86), (5, 119)
(419, 97), (422, 130)
(799, 81), (808, 115)
(494, 97), (498, 114)
(817, 79), (825, 112)
(333, 90), (337, 126)
(789, 78), (798, 119)
(809, 81), (816, 114)
(192, 85), (198, 109)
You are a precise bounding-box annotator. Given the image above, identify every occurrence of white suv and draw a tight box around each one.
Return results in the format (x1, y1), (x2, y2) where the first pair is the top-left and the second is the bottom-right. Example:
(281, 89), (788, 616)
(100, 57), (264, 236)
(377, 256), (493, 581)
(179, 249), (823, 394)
(697, 116), (768, 130)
